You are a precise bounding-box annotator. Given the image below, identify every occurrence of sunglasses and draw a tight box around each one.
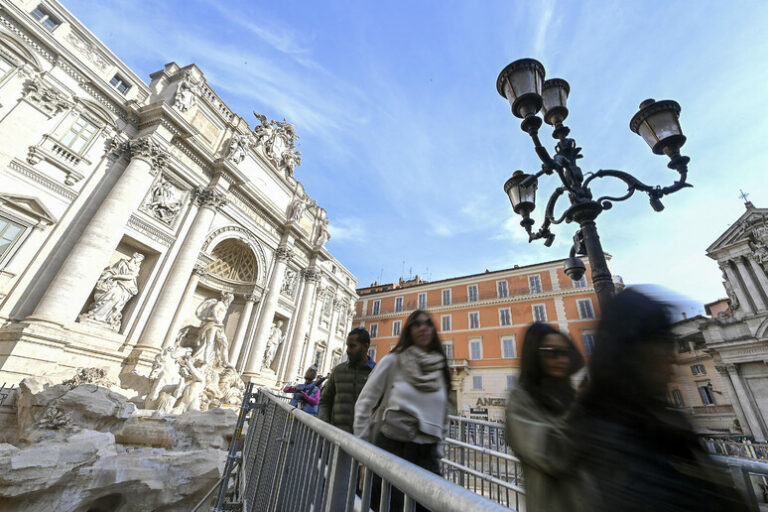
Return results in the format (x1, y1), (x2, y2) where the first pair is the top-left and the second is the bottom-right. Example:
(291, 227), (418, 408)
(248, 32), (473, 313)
(411, 319), (433, 328)
(538, 347), (572, 360)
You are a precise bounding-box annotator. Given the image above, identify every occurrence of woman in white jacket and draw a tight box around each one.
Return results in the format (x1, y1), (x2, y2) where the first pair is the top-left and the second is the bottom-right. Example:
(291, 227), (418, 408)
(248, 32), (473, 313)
(354, 309), (451, 511)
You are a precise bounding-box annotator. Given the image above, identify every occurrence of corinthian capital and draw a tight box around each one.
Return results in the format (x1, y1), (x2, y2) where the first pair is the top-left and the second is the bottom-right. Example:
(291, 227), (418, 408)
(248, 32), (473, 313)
(301, 267), (320, 283)
(126, 137), (169, 175)
(275, 245), (294, 263)
(193, 186), (227, 209)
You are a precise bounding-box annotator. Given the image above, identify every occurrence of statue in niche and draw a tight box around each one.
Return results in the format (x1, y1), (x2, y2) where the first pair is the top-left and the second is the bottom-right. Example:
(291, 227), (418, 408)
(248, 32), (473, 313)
(172, 76), (197, 112)
(281, 269), (297, 297)
(263, 319), (285, 370)
(146, 176), (183, 224)
(193, 292), (235, 366)
(226, 134), (249, 165)
(79, 252), (144, 331)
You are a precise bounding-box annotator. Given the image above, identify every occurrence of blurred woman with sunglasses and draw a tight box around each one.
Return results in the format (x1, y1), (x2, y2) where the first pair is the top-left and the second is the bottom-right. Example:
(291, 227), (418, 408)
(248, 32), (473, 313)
(504, 322), (585, 512)
(354, 309), (451, 511)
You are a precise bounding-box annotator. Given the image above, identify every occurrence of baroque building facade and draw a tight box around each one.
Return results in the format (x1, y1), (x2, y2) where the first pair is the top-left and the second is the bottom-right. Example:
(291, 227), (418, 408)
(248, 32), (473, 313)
(354, 258), (605, 420)
(674, 201), (768, 442)
(0, 0), (357, 399)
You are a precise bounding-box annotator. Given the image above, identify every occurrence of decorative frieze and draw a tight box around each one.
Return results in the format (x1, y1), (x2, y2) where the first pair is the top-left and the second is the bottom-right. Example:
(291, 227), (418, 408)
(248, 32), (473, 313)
(127, 214), (175, 246)
(141, 175), (185, 225)
(21, 76), (70, 117)
(65, 31), (109, 71)
(281, 268), (298, 298)
(7, 158), (77, 201)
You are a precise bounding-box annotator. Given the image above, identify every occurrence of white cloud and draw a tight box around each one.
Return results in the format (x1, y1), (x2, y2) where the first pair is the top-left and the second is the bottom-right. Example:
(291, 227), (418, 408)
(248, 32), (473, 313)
(328, 218), (366, 242)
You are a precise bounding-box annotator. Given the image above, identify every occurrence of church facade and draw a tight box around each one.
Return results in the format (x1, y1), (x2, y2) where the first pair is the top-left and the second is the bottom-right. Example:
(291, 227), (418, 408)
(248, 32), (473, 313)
(0, 0), (357, 400)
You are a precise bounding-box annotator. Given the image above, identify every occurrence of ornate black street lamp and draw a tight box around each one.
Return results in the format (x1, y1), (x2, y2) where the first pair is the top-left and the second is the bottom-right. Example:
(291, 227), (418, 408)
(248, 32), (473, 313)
(498, 58), (691, 310)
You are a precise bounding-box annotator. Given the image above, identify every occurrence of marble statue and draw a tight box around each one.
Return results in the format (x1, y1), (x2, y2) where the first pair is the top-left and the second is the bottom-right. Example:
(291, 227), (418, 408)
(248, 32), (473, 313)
(146, 176), (183, 223)
(193, 292), (234, 366)
(172, 76), (197, 112)
(145, 346), (188, 410)
(226, 134), (248, 165)
(281, 150), (301, 176)
(314, 218), (331, 247)
(287, 196), (307, 222)
(723, 274), (740, 310)
(79, 252), (144, 330)
(251, 112), (301, 173)
(263, 320), (285, 370)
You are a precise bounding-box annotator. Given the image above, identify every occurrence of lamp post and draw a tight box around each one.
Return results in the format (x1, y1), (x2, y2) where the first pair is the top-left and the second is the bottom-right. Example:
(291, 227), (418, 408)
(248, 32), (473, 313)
(498, 58), (691, 310)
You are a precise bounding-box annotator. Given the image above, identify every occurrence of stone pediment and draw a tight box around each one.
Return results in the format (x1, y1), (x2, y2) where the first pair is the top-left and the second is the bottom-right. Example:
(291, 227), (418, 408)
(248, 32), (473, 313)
(707, 203), (768, 256)
(0, 193), (56, 225)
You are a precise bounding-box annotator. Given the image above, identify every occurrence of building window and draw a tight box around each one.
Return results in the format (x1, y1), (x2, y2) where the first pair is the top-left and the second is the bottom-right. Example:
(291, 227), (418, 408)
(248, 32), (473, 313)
(442, 343), (454, 359)
(572, 275), (587, 288)
(698, 384), (716, 406)
(506, 375), (517, 390)
(532, 304), (547, 322)
(582, 332), (596, 356)
(441, 315), (451, 332)
(468, 284), (479, 302)
(394, 296), (403, 312)
(60, 115), (98, 154)
(367, 346), (377, 361)
(529, 275), (543, 294)
(469, 339), (482, 360)
(497, 280), (509, 298)
(691, 364), (706, 376)
(469, 311), (480, 329)
(671, 389), (685, 408)
(313, 349), (324, 368)
(499, 308), (512, 326)
(0, 216), (27, 265)
(442, 289), (451, 306)
(501, 336), (516, 358)
(472, 375), (483, 390)
(369, 323), (378, 338)
(110, 74), (130, 95)
(372, 300), (381, 316)
(31, 5), (60, 31)
(577, 299), (595, 319)
(418, 292), (427, 309)
(677, 340), (691, 353)
(392, 320), (401, 337)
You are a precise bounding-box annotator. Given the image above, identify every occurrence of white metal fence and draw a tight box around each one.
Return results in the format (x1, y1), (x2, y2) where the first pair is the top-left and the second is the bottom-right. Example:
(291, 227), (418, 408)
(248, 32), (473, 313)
(230, 388), (511, 512)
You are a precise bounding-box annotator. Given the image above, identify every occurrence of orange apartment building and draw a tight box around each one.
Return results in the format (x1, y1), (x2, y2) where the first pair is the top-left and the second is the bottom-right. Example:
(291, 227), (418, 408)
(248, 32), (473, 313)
(353, 258), (605, 420)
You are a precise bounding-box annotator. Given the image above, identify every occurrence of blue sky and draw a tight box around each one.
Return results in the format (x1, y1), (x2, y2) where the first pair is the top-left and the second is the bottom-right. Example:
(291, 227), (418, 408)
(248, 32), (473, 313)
(64, 1), (768, 311)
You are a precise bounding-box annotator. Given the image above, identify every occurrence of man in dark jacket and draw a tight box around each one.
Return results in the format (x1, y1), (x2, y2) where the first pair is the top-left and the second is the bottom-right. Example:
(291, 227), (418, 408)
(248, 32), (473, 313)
(318, 327), (375, 433)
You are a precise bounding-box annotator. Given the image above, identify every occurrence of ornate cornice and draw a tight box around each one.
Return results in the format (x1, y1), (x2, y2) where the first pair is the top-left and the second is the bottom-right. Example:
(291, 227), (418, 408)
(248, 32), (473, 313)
(7, 158), (76, 201)
(192, 264), (208, 277)
(193, 186), (227, 209)
(21, 76), (70, 117)
(127, 214), (174, 246)
(244, 293), (261, 303)
(125, 137), (168, 175)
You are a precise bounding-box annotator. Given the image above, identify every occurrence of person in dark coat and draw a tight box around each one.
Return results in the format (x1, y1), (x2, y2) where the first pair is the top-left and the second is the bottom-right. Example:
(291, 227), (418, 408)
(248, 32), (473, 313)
(570, 288), (750, 511)
(504, 322), (585, 512)
(318, 327), (375, 433)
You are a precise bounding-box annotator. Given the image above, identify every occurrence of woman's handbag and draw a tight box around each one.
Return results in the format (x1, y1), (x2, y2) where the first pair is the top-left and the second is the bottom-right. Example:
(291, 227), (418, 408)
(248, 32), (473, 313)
(365, 354), (399, 442)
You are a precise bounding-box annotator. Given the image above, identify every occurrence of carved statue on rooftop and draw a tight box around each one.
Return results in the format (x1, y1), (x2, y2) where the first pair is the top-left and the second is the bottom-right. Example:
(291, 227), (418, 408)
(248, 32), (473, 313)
(750, 226), (768, 270)
(287, 196), (308, 222)
(79, 252), (144, 330)
(252, 112), (301, 175)
(314, 218), (331, 247)
(226, 133), (249, 165)
(723, 273), (740, 310)
(173, 75), (199, 112)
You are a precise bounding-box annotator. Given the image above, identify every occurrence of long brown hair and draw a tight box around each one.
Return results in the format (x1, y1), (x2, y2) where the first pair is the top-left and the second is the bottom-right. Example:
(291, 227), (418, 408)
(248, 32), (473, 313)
(392, 309), (452, 393)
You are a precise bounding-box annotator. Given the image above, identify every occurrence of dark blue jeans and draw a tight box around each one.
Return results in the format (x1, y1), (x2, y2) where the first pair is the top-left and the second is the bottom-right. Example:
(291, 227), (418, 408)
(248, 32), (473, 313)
(370, 433), (441, 511)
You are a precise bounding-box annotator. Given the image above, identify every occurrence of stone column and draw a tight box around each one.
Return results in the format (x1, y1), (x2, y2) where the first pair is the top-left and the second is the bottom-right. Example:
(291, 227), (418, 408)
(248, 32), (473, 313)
(137, 187), (226, 351)
(724, 363), (766, 441)
(242, 245), (293, 377)
(722, 263), (754, 315)
(747, 255), (768, 300)
(32, 138), (167, 325)
(229, 293), (259, 364)
(282, 266), (320, 383)
(716, 364), (754, 438)
(322, 299), (342, 374)
(734, 257), (767, 311)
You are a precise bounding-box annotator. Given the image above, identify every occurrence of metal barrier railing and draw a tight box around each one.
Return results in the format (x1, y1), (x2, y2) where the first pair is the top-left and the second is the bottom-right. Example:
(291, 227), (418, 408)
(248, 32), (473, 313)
(714, 456), (768, 509)
(443, 416), (524, 510)
(707, 438), (768, 461)
(234, 388), (511, 512)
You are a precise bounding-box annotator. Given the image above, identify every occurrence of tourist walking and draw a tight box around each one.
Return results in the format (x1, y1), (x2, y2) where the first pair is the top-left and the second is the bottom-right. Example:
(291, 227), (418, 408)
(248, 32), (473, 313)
(283, 365), (322, 416)
(318, 327), (375, 432)
(570, 289), (750, 511)
(354, 309), (451, 511)
(504, 322), (585, 512)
